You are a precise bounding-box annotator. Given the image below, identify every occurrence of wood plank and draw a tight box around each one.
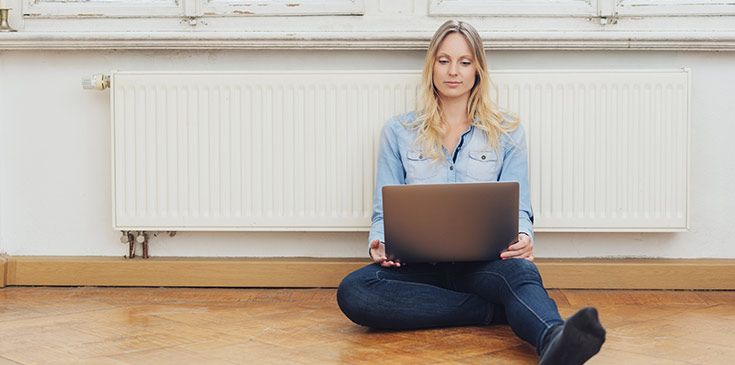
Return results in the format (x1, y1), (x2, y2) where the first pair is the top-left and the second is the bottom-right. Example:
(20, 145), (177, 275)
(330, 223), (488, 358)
(3, 256), (735, 289)
(0, 356), (22, 365)
(695, 290), (735, 304)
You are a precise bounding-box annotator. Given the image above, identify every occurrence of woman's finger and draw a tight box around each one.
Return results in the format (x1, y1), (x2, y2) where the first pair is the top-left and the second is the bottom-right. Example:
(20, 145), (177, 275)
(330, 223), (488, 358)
(370, 240), (387, 263)
(508, 235), (530, 251)
(369, 239), (380, 250)
(502, 250), (524, 259)
(378, 257), (404, 267)
(502, 239), (534, 259)
(507, 241), (525, 252)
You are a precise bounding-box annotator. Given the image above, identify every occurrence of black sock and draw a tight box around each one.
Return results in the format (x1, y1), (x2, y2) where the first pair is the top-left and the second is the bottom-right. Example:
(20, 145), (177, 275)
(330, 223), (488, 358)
(539, 307), (606, 365)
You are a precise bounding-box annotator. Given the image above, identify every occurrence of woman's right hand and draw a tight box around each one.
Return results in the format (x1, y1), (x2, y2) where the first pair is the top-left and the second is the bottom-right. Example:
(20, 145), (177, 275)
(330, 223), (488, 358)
(369, 239), (402, 267)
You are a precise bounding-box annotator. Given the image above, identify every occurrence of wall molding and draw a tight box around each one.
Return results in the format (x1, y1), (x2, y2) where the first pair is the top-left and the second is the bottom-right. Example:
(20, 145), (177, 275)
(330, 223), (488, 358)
(2, 31), (735, 51)
(2, 256), (735, 290)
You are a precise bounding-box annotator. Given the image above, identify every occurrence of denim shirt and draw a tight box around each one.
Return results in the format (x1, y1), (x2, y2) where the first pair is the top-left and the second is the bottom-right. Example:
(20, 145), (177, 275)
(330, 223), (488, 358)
(369, 111), (534, 245)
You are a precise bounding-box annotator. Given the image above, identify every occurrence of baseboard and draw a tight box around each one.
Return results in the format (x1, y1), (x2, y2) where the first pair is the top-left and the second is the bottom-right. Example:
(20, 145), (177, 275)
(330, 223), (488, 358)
(537, 258), (735, 290)
(2, 256), (735, 290)
(3, 256), (368, 288)
(0, 255), (7, 288)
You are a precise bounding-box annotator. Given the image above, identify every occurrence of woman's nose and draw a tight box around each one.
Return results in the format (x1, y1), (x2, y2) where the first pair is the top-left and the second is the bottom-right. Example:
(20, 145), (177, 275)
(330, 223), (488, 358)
(449, 63), (458, 76)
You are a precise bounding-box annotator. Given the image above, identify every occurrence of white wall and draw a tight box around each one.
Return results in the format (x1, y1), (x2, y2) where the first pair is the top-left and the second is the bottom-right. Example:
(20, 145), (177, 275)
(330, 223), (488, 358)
(1, 49), (733, 258)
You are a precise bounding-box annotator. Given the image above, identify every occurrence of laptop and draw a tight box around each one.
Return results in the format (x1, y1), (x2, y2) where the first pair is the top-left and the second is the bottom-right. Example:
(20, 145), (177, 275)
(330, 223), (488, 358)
(382, 182), (519, 263)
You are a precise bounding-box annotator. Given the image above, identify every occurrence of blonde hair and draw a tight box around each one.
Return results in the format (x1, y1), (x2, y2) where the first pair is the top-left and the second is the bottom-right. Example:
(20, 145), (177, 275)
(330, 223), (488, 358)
(407, 20), (519, 161)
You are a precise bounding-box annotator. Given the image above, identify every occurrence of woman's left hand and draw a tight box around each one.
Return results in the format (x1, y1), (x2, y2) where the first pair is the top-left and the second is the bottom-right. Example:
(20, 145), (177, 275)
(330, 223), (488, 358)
(501, 233), (534, 261)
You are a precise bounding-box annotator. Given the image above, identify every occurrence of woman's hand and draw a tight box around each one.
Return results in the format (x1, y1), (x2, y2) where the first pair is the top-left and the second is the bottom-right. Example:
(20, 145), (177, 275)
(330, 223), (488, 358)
(501, 233), (534, 261)
(369, 239), (403, 267)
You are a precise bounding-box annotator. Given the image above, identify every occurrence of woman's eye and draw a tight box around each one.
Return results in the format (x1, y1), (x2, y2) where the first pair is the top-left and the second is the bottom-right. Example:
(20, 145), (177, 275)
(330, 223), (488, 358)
(461, 61), (472, 66)
(438, 59), (449, 64)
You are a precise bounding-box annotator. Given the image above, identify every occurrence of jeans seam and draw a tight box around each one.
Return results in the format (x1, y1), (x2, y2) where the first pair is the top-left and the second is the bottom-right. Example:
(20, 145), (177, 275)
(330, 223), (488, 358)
(474, 270), (552, 331)
(537, 324), (558, 355)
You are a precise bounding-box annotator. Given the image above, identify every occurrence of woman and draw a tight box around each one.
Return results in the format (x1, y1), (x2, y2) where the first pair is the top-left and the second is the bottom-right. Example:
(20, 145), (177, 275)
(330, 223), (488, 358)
(337, 20), (606, 364)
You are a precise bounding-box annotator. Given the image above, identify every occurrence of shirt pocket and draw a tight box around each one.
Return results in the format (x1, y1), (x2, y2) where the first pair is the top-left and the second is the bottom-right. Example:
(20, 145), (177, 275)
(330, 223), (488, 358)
(405, 151), (438, 182)
(467, 150), (500, 181)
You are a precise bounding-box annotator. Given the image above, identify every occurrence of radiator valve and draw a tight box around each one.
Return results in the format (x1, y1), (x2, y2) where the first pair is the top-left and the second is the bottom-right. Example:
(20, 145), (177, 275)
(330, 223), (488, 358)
(82, 74), (110, 91)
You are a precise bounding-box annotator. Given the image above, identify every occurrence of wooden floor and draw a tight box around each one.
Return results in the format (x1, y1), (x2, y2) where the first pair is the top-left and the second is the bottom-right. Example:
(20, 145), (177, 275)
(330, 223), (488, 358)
(1, 287), (734, 364)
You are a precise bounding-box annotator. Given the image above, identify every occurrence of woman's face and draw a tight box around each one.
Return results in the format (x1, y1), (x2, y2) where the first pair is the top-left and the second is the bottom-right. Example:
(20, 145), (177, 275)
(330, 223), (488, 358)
(432, 32), (477, 103)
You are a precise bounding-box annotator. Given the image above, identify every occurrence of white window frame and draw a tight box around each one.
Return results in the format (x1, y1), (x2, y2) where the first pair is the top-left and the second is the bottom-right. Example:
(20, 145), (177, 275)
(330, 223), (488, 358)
(429, 0), (598, 17)
(22, 0), (363, 18)
(22, 0), (182, 18)
(6, 0), (734, 50)
(201, 0), (363, 17)
(615, 0), (735, 16)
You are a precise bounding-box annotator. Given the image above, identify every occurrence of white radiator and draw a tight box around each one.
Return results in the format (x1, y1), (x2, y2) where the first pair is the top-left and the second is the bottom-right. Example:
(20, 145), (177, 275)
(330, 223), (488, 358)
(493, 70), (690, 231)
(110, 70), (689, 232)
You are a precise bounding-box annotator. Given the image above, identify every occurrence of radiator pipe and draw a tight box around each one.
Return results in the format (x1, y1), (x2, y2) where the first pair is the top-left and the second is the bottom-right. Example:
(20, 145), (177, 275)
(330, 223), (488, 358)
(136, 232), (149, 259)
(82, 74), (110, 91)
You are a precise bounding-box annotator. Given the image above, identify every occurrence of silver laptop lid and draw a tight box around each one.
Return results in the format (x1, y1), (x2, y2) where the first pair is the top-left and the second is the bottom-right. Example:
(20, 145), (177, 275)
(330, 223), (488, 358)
(383, 182), (519, 263)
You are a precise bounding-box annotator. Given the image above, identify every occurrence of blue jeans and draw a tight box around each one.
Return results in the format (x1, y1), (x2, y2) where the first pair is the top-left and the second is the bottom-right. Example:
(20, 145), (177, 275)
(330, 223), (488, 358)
(337, 259), (563, 351)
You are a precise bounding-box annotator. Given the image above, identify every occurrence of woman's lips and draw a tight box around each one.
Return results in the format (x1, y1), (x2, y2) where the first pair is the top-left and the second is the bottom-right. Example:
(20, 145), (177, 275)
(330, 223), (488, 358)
(444, 81), (462, 87)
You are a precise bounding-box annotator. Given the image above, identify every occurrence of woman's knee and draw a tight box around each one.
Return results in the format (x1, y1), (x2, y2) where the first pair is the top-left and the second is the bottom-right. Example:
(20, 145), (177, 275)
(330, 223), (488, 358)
(504, 257), (539, 271)
(336, 269), (364, 311)
(488, 258), (543, 284)
(336, 265), (381, 327)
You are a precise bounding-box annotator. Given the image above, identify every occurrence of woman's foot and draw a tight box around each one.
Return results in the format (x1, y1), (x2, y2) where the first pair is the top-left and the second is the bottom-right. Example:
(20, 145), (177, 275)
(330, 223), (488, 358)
(539, 307), (606, 365)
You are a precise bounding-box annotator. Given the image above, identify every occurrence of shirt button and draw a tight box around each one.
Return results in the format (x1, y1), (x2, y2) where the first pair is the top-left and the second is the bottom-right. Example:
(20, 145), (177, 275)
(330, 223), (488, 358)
(481, 155), (486, 160)
(449, 166), (454, 171)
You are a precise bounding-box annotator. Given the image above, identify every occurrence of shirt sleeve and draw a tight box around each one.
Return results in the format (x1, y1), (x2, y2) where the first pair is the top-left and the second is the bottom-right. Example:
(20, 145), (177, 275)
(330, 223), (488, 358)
(498, 124), (535, 241)
(369, 117), (406, 247)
